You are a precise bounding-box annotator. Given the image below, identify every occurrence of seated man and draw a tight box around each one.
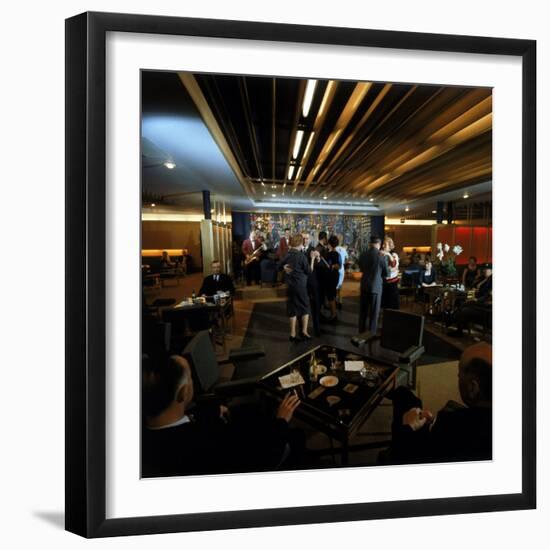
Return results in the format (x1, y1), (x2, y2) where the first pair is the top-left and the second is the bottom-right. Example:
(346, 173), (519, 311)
(446, 264), (492, 336)
(385, 342), (492, 464)
(199, 259), (235, 297)
(142, 354), (302, 477)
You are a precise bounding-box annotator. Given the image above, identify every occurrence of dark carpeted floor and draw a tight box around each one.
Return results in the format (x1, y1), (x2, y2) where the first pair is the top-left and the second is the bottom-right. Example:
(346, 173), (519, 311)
(235, 297), (461, 380)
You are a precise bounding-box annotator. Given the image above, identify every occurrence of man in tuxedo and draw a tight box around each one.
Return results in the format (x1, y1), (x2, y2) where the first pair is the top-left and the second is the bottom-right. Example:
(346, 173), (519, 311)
(142, 354), (302, 477)
(242, 229), (261, 285)
(199, 260), (235, 297)
(277, 227), (291, 258)
(358, 234), (388, 334)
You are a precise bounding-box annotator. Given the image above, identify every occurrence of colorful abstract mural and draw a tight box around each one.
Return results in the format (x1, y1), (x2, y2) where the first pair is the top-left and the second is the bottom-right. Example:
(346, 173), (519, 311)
(248, 213), (372, 268)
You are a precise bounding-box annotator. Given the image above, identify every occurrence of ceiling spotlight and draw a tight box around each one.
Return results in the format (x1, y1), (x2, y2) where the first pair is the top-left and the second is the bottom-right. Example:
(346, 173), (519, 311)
(432, 210), (437, 214)
(150, 203), (156, 207)
(302, 79), (317, 118)
(323, 195), (328, 200)
(292, 130), (305, 159)
(369, 198), (374, 202)
(272, 193), (277, 198)
(405, 206), (410, 212)
(163, 160), (176, 170)
(463, 193), (470, 199)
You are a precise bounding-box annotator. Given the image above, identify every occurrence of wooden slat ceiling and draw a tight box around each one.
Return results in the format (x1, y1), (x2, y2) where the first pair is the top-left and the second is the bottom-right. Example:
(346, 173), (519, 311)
(192, 74), (492, 204)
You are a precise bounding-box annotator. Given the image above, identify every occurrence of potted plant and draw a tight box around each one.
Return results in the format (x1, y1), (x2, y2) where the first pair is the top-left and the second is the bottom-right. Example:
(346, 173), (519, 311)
(435, 242), (463, 282)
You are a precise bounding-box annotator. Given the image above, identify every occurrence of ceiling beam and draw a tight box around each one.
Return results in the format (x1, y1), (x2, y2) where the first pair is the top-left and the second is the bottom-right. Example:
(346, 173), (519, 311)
(178, 72), (255, 196)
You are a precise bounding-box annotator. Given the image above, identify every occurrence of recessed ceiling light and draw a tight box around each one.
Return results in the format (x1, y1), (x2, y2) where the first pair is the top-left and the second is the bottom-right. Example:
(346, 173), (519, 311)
(150, 203), (156, 207)
(263, 191), (266, 195)
(432, 210), (437, 214)
(323, 195), (328, 200)
(302, 79), (317, 118)
(163, 161), (176, 170)
(405, 206), (410, 212)
(272, 194), (276, 198)
(463, 193), (470, 199)
(369, 198), (374, 202)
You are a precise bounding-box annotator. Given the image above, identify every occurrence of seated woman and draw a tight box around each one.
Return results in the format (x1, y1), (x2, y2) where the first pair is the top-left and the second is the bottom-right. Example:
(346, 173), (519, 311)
(279, 234), (313, 342)
(462, 256), (480, 289)
(418, 259), (438, 303)
(160, 250), (175, 269)
(420, 259), (437, 286)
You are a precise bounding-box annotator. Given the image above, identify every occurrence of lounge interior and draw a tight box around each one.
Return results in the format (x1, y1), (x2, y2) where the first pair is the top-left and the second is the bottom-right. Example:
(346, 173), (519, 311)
(141, 70), (493, 476)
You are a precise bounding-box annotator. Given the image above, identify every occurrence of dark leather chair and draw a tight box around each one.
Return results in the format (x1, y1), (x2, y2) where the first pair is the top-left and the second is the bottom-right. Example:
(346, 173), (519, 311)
(142, 317), (172, 360)
(161, 306), (214, 351)
(183, 330), (265, 399)
(351, 309), (425, 388)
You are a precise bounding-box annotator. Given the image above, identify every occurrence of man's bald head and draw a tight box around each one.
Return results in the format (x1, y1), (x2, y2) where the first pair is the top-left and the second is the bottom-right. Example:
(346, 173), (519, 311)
(458, 342), (492, 407)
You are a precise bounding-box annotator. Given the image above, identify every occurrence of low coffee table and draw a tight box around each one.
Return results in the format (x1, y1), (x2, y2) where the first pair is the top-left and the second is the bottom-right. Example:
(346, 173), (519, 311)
(258, 345), (399, 465)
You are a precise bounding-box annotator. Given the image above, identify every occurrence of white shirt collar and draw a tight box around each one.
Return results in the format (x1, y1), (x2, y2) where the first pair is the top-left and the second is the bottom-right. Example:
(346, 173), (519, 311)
(147, 415), (191, 430)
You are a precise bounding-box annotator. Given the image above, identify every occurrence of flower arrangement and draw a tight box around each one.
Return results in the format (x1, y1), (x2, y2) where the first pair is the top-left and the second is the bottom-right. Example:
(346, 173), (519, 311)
(435, 242), (463, 278)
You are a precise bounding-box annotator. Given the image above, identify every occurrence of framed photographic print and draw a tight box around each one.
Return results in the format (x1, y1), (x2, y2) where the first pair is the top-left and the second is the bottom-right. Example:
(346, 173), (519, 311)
(65, 11), (536, 538)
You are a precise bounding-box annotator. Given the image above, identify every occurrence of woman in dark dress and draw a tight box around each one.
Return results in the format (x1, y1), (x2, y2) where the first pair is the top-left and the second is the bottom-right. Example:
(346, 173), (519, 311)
(324, 235), (341, 322)
(279, 234), (313, 342)
(418, 258), (438, 303)
(462, 256), (480, 289)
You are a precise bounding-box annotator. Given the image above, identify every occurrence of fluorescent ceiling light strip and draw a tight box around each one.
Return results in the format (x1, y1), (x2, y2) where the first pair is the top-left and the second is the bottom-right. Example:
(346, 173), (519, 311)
(287, 165), (295, 180)
(292, 130), (304, 159)
(302, 79), (317, 118)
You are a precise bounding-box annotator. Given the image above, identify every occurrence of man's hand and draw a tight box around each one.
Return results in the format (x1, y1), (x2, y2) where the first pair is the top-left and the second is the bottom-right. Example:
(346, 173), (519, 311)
(219, 405), (230, 422)
(402, 407), (433, 431)
(276, 392), (301, 422)
(283, 264), (293, 275)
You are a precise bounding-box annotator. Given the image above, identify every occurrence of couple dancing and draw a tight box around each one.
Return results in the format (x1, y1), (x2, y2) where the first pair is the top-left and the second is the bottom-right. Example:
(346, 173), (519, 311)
(279, 233), (344, 342)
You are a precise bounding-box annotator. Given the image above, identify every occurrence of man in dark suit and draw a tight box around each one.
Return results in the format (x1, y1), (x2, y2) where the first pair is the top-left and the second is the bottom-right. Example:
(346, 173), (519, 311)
(385, 342), (492, 464)
(199, 260), (235, 296)
(142, 355), (302, 477)
(358, 235), (388, 334)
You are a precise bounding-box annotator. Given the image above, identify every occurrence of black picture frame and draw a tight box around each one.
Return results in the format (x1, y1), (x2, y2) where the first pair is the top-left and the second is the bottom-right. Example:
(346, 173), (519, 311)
(65, 11), (536, 538)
